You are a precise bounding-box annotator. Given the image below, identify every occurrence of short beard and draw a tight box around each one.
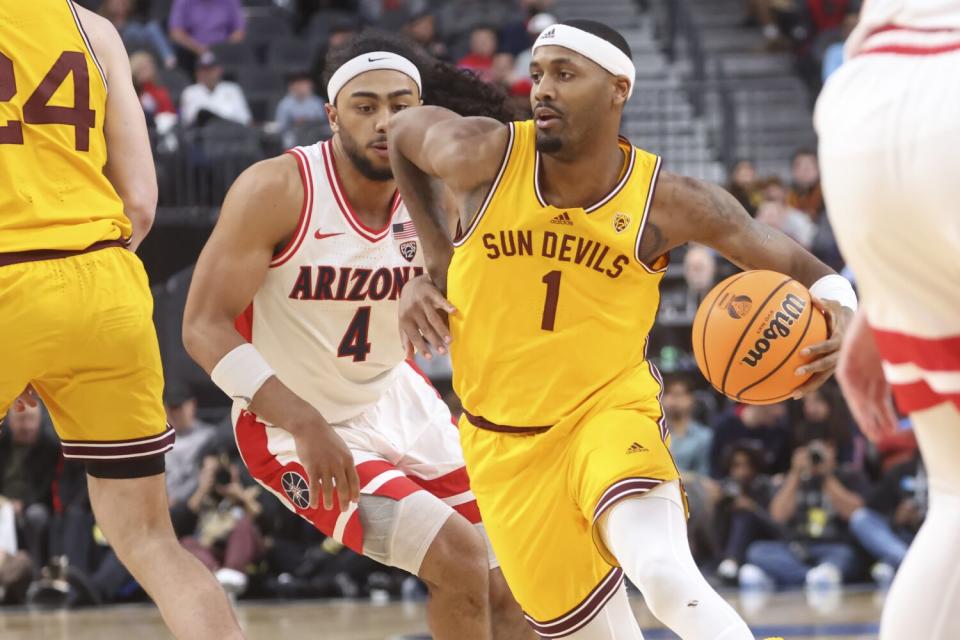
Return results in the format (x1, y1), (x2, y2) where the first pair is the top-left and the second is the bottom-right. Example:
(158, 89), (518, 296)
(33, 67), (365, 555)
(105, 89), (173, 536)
(339, 129), (393, 181)
(535, 130), (563, 154)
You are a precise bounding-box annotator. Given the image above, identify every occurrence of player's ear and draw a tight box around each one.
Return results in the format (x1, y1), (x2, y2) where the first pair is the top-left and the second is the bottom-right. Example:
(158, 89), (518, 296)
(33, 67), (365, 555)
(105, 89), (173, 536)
(326, 103), (340, 133)
(612, 77), (630, 108)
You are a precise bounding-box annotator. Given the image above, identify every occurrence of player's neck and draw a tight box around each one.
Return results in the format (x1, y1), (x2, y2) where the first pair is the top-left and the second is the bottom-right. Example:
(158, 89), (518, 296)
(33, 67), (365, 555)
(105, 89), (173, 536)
(331, 138), (397, 228)
(538, 131), (626, 210)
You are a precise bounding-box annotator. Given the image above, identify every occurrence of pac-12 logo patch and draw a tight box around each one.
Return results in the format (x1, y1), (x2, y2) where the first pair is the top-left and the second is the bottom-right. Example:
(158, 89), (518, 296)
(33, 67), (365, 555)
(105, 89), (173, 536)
(281, 471), (311, 509)
(400, 240), (417, 262)
(727, 295), (753, 319)
(613, 212), (631, 233)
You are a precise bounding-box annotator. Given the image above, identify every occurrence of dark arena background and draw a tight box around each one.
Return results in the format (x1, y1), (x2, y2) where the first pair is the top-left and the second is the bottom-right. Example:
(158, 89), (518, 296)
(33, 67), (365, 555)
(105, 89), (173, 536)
(3, 0), (904, 639)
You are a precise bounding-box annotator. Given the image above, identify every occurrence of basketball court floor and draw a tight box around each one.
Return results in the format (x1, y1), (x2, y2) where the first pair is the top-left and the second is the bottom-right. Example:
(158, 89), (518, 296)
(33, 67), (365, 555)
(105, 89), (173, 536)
(0, 587), (883, 639)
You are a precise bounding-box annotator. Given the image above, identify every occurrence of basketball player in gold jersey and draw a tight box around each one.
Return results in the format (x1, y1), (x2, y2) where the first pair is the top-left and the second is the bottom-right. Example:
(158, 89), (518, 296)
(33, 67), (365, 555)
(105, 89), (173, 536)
(0, 2), (241, 637)
(389, 19), (860, 640)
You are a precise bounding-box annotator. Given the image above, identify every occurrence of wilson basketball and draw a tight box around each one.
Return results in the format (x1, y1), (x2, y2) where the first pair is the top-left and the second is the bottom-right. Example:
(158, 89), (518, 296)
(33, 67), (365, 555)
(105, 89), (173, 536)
(691, 270), (828, 404)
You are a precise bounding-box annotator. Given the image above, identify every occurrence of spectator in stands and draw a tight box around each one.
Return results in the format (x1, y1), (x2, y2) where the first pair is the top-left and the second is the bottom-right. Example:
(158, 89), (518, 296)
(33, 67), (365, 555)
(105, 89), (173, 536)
(726, 159), (762, 215)
(458, 26), (498, 83)
(404, 9), (448, 60)
(100, 0), (177, 69)
(714, 445), (777, 582)
(756, 181), (816, 249)
(683, 244), (718, 307)
(0, 404), (60, 572)
(130, 51), (176, 123)
(168, 0), (246, 70)
(849, 450), (925, 584)
(311, 17), (360, 98)
(275, 72), (328, 147)
(178, 454), (264, 596)
(710, 403), (792, 478)
(793, 382), (859, 466)
(164, 391), (217, 508)
(787, 149), (825, 220)
(511, 12), (556, 90)
(180, 51), (252, 127)
(664, 376), (713, 476)
(742, 437), (867, 589)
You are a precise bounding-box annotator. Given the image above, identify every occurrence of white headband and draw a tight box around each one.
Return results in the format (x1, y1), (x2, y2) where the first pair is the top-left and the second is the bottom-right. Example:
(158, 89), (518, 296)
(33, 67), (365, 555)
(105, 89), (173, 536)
(533, 24), (635, 99)
(326, 51), (423, 105)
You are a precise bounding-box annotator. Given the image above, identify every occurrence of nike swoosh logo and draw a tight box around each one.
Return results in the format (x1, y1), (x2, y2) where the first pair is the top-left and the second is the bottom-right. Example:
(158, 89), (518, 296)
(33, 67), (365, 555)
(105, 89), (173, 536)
(315, 230), (344, 240)
(368, 57), (389, 62)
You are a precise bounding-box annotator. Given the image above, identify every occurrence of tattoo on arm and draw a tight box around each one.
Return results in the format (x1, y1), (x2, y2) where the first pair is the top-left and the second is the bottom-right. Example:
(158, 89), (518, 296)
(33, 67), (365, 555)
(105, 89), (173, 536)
(637, 221), (667, 265)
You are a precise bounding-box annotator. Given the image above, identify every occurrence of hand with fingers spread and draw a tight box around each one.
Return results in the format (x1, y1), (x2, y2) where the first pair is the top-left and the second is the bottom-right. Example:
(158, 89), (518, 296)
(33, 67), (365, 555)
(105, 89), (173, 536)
(398, 274), (457, 360)
(287, 417), (361, 512)
(835, 309), (899, 443)
(792, 297), (854, 398)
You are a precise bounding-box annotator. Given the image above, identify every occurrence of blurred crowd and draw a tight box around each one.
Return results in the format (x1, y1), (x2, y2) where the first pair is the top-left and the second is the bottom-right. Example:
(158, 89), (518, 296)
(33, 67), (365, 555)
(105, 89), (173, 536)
(1, 0), (919, 615)
(741, 0), (861, 90)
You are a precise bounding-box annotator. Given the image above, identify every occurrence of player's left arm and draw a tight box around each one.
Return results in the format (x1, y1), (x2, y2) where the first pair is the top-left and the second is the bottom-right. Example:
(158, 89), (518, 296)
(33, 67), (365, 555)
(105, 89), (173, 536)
(77, 5), (157, 251)
(647, 172), (856, 396)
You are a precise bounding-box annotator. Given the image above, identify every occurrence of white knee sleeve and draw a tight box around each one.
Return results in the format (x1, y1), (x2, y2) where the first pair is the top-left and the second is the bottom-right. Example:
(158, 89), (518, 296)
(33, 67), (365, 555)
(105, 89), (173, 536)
(565, 584), (644, 640)
(358, 492), (453, 575)
(600, 481), (753, 640)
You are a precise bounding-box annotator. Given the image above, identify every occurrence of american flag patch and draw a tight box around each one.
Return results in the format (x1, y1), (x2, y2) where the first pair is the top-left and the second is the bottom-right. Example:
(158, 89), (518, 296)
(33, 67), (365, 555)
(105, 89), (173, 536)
(392, 221), (417, 239)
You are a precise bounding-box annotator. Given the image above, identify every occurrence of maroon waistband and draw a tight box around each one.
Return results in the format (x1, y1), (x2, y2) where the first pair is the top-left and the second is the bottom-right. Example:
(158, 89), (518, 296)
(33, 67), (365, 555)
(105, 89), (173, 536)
(463, 410), (552, 434)
(0, 239), (127, 268)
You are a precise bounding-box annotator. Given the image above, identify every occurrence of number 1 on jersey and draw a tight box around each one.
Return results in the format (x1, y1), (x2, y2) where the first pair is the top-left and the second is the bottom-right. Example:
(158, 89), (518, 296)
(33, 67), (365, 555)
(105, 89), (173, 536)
(541, 270), (562, 331)
(339, 306), (372, 362)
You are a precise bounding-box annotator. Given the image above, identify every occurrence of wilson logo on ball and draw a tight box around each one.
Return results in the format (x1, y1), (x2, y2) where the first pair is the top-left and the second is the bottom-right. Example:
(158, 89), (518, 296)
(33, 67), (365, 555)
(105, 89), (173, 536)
(726, 295), (753, 319)
(741, 293), (806, 367)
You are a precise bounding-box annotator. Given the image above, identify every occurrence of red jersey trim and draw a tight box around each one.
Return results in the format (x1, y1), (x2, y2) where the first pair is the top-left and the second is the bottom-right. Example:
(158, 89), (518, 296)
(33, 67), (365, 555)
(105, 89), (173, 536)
(271, 148), (314, 268)
(321, 140), (399, 243)
(860, 41), (960, 56)
(873, 328), (960, 372)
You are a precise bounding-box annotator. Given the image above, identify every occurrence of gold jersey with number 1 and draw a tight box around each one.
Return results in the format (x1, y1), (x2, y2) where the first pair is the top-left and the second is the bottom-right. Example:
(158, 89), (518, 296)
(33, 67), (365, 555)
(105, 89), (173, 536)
(0, 0), (130, 253)
(446, 119), (685, 631)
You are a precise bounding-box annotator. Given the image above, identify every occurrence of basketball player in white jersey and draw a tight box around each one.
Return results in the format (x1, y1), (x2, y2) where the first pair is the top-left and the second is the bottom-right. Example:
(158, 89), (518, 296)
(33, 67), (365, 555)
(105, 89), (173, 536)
(816, 2), (960, 638)
(183, 33), (532, 640)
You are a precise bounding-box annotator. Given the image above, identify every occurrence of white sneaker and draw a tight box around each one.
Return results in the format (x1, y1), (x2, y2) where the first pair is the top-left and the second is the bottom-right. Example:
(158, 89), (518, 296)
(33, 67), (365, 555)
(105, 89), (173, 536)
(215, 567), (249, 595)
(738, 563), (774, 590)
(871, 562), (896, 588)
(717, 558), (740, 581)
(805, 562), (841, 589)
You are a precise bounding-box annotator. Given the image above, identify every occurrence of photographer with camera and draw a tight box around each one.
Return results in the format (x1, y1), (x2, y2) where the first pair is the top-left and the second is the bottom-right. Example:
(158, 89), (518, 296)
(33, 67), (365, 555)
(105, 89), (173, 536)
(741, 437), (868, 589)
(177, 453), (264, 597)
(714, 445), (778, 583)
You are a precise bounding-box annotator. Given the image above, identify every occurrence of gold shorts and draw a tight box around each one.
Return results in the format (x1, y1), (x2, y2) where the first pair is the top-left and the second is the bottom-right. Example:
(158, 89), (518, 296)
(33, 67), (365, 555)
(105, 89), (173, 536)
(0, 245), (171, 475)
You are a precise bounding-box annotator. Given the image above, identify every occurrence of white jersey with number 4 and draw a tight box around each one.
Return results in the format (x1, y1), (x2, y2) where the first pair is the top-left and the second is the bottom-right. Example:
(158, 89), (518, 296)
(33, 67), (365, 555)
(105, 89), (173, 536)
(235, 140), (426, 424)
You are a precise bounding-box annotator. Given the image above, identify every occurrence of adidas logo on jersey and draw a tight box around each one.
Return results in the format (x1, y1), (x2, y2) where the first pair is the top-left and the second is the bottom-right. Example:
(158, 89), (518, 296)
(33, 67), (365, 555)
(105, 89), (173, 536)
(626, 442), (648, 454)
(550, 211), (574, 225)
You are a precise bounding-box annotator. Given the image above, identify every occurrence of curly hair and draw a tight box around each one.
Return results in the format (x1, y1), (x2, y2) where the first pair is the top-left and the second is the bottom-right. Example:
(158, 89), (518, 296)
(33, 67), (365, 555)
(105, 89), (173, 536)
(322, 30), (520, 123)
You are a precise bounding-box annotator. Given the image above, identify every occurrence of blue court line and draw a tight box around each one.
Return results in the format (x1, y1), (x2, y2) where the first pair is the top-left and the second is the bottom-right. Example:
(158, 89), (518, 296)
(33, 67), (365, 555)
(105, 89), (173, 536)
(640, 622), (880, 638)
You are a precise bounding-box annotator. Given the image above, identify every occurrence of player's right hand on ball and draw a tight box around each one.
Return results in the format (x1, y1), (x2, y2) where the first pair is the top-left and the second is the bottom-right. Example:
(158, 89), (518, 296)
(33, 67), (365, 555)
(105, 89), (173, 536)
(398, 275), (457, 360)
(289, 420), (360, 512)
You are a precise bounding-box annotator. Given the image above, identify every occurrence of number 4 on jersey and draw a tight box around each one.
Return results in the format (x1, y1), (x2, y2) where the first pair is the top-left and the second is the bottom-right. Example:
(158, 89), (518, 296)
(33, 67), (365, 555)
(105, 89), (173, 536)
(339, 306), (372, 362)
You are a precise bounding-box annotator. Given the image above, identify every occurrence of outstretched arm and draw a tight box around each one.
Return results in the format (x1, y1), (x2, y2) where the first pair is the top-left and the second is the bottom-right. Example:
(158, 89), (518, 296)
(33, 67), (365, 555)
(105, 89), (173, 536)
(645, 172), (855, 396)
(388, 106), (508, 287)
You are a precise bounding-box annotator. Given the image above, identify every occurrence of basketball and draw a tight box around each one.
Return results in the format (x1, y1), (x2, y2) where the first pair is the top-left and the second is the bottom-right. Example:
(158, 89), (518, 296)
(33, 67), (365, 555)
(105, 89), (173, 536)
(691, 270), (828, 404)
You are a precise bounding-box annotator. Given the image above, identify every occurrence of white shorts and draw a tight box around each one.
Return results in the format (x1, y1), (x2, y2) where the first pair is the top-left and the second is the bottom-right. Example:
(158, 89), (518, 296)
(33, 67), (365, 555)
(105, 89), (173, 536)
(815, 44), (960, 413)
(233, 362), (492, 574)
